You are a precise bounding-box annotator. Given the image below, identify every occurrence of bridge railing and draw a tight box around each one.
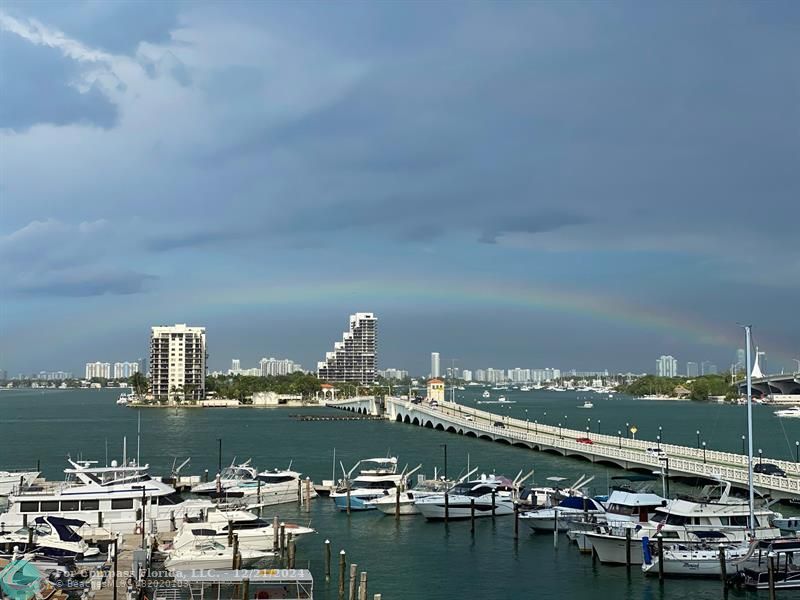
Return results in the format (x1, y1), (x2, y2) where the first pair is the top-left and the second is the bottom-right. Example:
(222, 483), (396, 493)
(387, 399), (800, 495)
(429, 399), (800, 476)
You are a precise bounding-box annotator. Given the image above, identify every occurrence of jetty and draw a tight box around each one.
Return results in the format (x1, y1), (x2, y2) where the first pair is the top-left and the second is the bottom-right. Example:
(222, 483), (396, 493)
(326, 396), (800, 500)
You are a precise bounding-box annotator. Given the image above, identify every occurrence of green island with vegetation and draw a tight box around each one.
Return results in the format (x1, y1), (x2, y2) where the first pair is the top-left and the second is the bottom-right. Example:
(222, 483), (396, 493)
(615, 373), (739, 401)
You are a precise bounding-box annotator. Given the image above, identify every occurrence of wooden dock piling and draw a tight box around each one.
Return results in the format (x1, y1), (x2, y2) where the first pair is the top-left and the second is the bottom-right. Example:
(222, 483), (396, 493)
(553, 508), (559, 549)
(232, 533), (239, 569)
(272, 516), (279, 552)
(470, 499), (475, 532)
(657, 534), (664, 582)
(358, 571), (368, 600)
(348, 563), (358, 600)
(279, 522), (286, 555)
(625, 528), (631, 568)
(444, 492), (449, 522)
(338, 550), (347, 600)
(491, 490), (496, 518)
(719, 544), (727, 591)
(287, 533), (295, 568)
(395, 486), (400, 520)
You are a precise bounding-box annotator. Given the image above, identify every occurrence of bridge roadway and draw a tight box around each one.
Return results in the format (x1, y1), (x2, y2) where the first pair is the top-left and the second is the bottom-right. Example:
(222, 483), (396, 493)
(326, 396), (800, 500)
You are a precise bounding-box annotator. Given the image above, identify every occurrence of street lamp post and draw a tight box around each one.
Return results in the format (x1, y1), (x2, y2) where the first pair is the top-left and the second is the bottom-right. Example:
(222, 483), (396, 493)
(534, 420), (538, 434)
(596, 419), (601, 434)
(658, 425), (663, 443)
(217, 438), (222, 474)
(626, 422), (630, 439)
(617, 430), (622, 449)
(440, 444), (448, 480)
(796, 441), (799, 463)
(696, 430), (701, 449)
(657, 435), (661, 450)
(702, 441), (707, 464)
(742, 435), (746, 455)
(758, 449), (763, 465)
(659, 456), (671, 498)
(559, 423), (562, 439)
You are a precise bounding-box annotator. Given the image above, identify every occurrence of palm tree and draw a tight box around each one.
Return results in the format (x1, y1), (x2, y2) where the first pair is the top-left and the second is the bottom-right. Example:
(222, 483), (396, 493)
(131, 372), (148, 400)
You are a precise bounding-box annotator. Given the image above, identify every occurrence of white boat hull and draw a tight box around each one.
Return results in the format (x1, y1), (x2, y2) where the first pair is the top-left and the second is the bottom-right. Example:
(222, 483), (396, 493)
(416, 498), (515, 520)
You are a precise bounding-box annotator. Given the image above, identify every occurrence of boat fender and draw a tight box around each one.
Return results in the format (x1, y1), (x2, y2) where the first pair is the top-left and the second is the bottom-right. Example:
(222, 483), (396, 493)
(641, 536), (652, 565)
(134, 522), (142, 535)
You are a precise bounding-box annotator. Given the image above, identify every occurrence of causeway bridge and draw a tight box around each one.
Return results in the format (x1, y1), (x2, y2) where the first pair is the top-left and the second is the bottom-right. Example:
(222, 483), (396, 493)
(326, 396), (800, 500)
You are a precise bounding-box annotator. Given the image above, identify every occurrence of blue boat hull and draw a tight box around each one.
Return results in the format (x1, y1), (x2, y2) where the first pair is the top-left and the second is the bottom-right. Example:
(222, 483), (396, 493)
(332, 494), (379, 511)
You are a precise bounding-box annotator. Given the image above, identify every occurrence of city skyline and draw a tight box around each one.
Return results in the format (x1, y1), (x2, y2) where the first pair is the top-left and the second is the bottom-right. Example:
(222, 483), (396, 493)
(1, 3), (798, 376)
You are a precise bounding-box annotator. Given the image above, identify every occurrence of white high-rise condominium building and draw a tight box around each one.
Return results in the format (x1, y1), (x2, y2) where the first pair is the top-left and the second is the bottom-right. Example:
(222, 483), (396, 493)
(259, 357), (302, 376)
(85, 362), (111, 379)
(150, 324), (206, 402)
(656, 355), (678, 378)
(113, 362), (139, 379)
(431, 352), (440, 378)
(461, 369), (472, 382)
(686, 362), (699, 378)
(232, 359), (241, 372)
(317, 313), (377, 384)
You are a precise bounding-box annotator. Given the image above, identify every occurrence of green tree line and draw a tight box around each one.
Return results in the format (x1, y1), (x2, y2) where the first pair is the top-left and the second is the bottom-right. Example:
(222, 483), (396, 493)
(617, 374), (737, 401)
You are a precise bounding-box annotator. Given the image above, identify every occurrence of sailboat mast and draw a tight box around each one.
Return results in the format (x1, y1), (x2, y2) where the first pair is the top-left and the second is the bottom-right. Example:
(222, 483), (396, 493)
(745, 325), (755, 534)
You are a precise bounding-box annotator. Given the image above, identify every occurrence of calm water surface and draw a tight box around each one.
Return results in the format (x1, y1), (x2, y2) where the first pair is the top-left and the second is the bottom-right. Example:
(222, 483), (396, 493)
(2, 388), (799, 600)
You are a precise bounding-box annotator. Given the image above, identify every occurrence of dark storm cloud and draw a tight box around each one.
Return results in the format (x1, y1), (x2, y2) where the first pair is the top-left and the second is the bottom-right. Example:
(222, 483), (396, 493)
(0, 32), (117, 131)
(11, 269), (157, 297)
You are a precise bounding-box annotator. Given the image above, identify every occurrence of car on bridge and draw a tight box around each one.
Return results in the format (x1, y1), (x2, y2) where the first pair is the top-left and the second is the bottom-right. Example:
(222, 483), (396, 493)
(576, 437), (593, 445)
(494, 421), (506, 429)
(754, 463), (787, 477)
(646, 447), (666, 458)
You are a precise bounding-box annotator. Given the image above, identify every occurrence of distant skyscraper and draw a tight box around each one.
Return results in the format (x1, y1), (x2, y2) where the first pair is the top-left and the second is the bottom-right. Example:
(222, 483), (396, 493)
(686, 362), (699, 378)
(317, 313), (377, 384)
(150, 324), (206, 402)
(735, 348), (746, 371)
(656, 355), (678, 378)
(259, 357), (301, 376)
(701, 361), (718, 375)
(113, 361), (139, 379)
(431, 352), (440, 378)
(232, 359), (241, 372)
(85, 362), (111, 379)
(462, 369), (472, 382)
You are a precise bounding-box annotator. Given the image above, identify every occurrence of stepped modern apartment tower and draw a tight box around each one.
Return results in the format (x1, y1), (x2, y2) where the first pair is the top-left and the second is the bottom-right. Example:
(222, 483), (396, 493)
(149, 324), (207, 402)
(317, 313), (377, 385)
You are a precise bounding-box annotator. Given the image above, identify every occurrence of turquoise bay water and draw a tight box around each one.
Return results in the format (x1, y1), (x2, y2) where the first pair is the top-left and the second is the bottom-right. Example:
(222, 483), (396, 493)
(2, 388), (799, 599)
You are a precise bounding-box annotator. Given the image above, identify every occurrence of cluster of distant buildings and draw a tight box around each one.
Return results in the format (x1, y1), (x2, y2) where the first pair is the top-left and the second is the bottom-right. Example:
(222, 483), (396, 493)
(428, 352), (587, 384)
(84, 361), (141, 379)
(216, 357), (304, 377)
(655, 349), (757, 378)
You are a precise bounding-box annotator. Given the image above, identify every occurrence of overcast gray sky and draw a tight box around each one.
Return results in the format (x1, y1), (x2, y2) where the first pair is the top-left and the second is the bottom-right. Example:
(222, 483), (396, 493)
(1, 1), (798, 376)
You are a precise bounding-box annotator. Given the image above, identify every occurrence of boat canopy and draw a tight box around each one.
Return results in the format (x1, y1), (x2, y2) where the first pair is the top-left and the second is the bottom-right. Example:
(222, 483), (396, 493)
(558, 496), (604, 511)
(34, 516), (85, 542)
(363, 458), (397, 465)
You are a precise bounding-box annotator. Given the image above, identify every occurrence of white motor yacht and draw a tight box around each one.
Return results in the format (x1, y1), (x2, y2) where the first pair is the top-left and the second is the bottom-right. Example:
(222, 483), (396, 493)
(219, 467), (317, 506)
(174, 509), (315, 550)
(481, 391), (490, 398)
(641, 536), (754, 577)
(415, 475), (516, 520)
(520, 495), (605, 532)
(330, 458), (407, 511)
(774, 406), (800, 418)
(368, 476), (462, 516)
(0, 459), (213, 533)
(163, 539), (271, 571)
(191, 460), (258, 496)
(0, 516), (102, 562)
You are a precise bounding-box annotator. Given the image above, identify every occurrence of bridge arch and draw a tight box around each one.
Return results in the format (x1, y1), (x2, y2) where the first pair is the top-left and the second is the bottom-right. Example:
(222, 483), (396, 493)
(435, 423), (445, 431)
(412, 417), (420, 426)
(465, 431), (477, 438)
(445, 426), (457, 433)
(478, 434), (493, 441)
(424, 420), (434, 429)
